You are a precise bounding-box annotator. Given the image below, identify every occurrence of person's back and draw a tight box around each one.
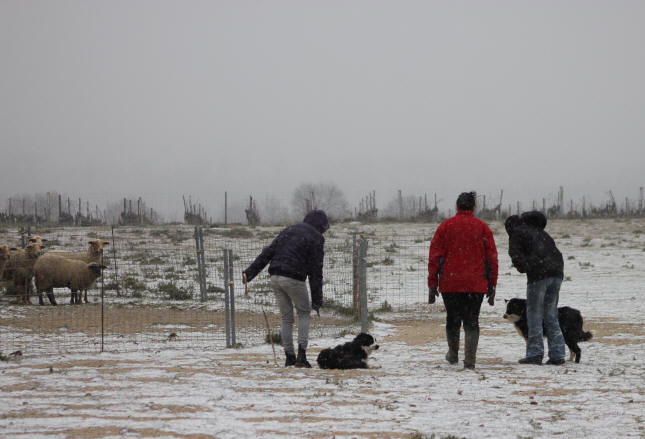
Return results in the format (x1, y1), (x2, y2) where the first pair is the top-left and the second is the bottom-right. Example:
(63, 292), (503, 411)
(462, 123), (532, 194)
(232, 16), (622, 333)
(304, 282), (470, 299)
(429, 211), (497, 293)
(243, 209), (329, 368)
(264, 221), (323, 282)
(506, 211), (566, 365)
(508, 211), (563, 283)
(427, 191), (498, 369)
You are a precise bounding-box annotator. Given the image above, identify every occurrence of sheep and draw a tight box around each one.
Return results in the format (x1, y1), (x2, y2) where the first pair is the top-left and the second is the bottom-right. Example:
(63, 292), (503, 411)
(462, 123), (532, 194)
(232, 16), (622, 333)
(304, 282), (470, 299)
(0, 245), (10, 279)
(46, 239), (109, 303)
(28, 236), (48, 247)
(1, 243), (43, 305)
(33, 255), (107, 306)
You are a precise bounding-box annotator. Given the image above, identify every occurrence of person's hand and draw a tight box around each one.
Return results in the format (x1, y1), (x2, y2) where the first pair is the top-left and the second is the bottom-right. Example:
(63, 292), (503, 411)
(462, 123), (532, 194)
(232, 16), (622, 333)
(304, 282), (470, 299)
(486, 286), (496, 306)
(312, 302), (321, 317)
(428, 287), (439, 304)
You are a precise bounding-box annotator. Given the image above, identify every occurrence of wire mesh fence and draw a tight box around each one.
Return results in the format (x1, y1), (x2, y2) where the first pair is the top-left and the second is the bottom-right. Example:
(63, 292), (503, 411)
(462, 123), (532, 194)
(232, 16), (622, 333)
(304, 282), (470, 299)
(0, 223), (440, 357)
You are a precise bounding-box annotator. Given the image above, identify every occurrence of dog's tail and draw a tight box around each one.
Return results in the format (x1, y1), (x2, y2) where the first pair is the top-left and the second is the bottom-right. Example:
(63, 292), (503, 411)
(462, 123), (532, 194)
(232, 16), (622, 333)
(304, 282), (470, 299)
(579, 330), (593, 342)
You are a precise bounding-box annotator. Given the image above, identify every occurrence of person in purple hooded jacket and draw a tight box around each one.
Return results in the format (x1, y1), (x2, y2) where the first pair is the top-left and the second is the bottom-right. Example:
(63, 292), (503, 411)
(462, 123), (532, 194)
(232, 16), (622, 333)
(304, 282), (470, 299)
(243, 210), (329, 368)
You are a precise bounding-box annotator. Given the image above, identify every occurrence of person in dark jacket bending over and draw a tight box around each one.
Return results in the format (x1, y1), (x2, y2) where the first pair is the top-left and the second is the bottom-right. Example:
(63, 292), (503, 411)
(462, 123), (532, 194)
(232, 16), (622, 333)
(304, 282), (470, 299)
(243, 210), (329, 368)
(505, 211), (566, 365)
(428, 192), (498, 369)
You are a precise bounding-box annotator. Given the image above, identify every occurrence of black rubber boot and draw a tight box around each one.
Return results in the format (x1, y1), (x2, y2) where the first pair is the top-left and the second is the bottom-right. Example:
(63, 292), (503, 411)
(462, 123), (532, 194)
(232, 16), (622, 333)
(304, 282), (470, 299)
(284, 352), (296, 367)
(463, 329), (479, 369)
(445, 327), (460, 365)
(295, 345), (311, 368)
(519, 356), (543, 365)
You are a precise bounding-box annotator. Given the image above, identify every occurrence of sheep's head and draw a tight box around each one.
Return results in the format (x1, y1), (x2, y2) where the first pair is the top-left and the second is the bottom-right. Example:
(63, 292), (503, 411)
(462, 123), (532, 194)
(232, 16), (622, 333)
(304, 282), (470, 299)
(88, 240), (110, 256)
(28, 236), (48, 247)
(88, 263), (108, 279)
(24, 243), (43, 259)
(0, 245), (9, 274)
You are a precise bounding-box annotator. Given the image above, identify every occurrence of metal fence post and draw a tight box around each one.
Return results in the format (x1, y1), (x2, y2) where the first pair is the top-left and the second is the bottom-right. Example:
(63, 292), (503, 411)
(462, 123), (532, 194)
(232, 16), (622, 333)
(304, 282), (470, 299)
(223, 248), (231, 348)
(199, 227), (207, 301)
(194, 227), (207, 302)
(100, 252), (105, 353)
(352, 233), (359, 315)
(227, 249), (236, 347)
(359, 237), (369, 332)
(111, 225), (120, 297)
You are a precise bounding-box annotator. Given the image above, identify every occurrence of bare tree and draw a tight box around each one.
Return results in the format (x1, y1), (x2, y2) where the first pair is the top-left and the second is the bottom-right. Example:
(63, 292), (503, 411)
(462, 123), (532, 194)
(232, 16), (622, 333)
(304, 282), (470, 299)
(291, 182), (350, 220)
(258, 194), (291, 224)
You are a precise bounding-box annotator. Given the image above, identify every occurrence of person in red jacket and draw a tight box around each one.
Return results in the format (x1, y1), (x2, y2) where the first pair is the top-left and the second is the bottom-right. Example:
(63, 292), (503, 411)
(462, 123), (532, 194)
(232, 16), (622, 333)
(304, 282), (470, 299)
(428, 191), (498, 369)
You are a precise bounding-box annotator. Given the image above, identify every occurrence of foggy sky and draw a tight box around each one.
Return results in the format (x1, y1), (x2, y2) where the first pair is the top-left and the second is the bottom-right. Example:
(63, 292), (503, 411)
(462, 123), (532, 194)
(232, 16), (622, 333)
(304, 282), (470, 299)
(1, 1), (644, 221)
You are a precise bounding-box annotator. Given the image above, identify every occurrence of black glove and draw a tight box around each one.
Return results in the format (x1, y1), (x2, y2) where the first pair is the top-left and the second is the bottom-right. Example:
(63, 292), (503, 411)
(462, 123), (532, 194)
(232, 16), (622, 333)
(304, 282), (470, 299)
(428, 287), (439, 304)
(486, 286), (496, 306)
(312, 302), (321, 317)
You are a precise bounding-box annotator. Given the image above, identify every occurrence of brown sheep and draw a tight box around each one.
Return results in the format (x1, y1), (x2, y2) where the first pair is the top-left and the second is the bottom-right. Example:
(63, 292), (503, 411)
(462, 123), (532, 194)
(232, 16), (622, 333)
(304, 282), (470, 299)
(28, 236), (49, 247)
(1, 243), (43, 305)
(0, 245), (10, 279)
(46, 239), (109, 303)
(33, 255), (107, 306)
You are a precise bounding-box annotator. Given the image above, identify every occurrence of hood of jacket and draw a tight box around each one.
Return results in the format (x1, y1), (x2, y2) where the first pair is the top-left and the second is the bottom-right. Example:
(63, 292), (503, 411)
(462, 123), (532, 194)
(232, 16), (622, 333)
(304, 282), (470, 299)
(303, 209), (329, 234)
(504, 215), (522, 235)
(521, 211), (547, 230)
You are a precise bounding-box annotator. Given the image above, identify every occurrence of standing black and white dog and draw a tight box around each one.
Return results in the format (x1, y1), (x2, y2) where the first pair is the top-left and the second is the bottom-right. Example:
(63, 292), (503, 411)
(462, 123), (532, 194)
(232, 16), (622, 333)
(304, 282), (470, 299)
(317, 333), (379, 369)
(503, 298), (593, 363)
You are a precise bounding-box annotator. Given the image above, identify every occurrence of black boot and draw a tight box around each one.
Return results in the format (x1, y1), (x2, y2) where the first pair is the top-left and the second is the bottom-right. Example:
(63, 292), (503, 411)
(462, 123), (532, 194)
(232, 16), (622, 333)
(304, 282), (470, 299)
(519, 356), (543, 365)
(284, 352), (296, 367)
(463, 328), (479, 369)
(445, 327), (460, 365)
(295, 345), (311, 368)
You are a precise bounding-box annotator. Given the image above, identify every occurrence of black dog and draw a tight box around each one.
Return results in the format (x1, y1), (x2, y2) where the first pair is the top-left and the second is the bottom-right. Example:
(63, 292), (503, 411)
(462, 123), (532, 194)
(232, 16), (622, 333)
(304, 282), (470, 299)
(503, 298), (592, 363)
(317, 333), (379, 369)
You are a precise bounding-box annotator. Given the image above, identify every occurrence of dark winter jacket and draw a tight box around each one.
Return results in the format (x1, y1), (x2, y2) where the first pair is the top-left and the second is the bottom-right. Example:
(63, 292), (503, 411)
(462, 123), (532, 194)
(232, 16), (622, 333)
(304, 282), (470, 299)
(505, 211), (564, 283)
(428, 210), (498, 293)
(243, 210), (329, 310)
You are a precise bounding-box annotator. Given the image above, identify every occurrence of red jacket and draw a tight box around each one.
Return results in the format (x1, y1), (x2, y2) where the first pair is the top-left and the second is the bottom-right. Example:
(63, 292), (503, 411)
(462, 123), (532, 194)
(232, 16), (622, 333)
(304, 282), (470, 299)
(428, 210), (498, 293)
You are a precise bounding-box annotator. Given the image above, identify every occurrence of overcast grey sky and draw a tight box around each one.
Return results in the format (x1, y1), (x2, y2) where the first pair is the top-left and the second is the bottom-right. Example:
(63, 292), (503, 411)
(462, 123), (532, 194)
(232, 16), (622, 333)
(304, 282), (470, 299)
(1, 1), (643, 221)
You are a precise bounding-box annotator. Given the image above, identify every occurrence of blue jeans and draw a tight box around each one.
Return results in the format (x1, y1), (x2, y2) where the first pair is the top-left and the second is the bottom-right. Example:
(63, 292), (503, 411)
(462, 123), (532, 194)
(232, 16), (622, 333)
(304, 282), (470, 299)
(526, 277), (565, 360)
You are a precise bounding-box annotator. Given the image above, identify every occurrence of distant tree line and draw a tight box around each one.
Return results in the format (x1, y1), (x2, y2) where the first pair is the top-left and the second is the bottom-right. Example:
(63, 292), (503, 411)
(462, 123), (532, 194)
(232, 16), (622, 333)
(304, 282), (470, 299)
(1, 192), (160, 227)
(2, 185), (643, 228)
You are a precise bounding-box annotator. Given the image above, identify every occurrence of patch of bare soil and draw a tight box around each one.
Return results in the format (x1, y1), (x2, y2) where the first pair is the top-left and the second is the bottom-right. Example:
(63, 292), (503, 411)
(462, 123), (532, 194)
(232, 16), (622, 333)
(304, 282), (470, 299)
(61, 427), (216, 439)
(22, 359), (153, 370)
(384, 314), (644, 349)
(382, 315), (506, 346)
(146, 403), (211, 414)
(302, 430), (413, 439)
(585, 318), (645, 346)
(0, 304), (353, 335)
(1, 381), (42, 393)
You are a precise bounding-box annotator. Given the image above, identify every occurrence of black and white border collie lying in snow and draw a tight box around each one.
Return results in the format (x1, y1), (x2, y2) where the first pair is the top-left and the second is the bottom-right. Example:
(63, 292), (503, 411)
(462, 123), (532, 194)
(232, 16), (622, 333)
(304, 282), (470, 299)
(503, 298), (593, 363)
(317, 333), (379, 369)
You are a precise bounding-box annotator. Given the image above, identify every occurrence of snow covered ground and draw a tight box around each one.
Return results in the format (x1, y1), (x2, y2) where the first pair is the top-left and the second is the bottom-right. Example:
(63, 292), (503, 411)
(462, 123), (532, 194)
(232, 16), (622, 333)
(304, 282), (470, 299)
(1, 218), (644, 438)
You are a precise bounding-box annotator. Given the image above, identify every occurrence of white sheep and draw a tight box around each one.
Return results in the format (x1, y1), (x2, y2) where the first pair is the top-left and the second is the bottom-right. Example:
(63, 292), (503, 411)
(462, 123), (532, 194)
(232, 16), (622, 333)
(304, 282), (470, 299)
(33, 255), (106, 306)
(1, 243), (43, 305)
(46, 239), (109, 303)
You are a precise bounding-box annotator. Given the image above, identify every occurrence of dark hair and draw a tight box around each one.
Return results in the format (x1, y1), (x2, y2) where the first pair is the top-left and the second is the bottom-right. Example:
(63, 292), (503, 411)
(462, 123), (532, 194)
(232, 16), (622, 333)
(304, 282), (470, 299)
(456, 191), (476, 211)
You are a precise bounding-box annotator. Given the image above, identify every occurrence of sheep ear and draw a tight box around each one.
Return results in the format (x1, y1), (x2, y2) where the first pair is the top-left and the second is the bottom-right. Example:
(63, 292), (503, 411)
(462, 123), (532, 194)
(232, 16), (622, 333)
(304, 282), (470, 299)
(88, 240), (98, 244)
(504, 299), (509, 303)
(10, 247), (18, 251)
(100, 264), (108, 269)
(102, 241), (110, 246)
